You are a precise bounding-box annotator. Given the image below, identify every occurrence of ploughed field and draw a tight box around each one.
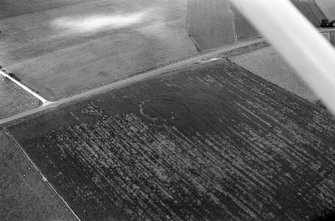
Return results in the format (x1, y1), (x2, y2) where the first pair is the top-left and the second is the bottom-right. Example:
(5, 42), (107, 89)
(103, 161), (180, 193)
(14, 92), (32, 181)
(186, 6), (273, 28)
(0, 0), (197, 101)
(0, 129), (77, 221)
(0, 76), (40, 120)
(5, 60), (335, 220)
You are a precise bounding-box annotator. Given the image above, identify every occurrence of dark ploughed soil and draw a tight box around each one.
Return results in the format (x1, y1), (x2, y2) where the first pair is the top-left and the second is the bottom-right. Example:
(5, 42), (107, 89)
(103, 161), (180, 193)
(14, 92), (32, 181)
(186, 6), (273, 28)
(5, 60), (335, 220)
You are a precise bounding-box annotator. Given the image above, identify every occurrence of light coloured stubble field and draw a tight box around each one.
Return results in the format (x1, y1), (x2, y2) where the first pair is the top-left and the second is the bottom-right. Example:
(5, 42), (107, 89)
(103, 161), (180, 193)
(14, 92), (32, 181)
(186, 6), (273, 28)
(230, 47), (318, 102)
(0, 0), (197, 101)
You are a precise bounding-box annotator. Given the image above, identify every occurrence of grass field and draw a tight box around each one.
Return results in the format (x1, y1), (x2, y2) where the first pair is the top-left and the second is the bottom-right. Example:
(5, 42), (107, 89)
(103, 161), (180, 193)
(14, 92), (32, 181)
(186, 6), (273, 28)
(186, 0), (330, 51)
(0, 0), (197, 101)
(0, 129), (77, 221)
(186, 0), (259, 51)
(0, 76), (40, 119)
(230, 46), (318, 102)
(230, 5), (259, 42)
(187, 0), (236, 50)
(291, 0), (326, 26)
(316, 0), (335, 19)
(6, 60), (335, 220)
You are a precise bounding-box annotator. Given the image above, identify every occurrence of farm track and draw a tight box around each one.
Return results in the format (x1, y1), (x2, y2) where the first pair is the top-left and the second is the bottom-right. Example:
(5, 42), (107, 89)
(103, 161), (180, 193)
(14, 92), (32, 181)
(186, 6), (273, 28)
(5, 59), (335, 221)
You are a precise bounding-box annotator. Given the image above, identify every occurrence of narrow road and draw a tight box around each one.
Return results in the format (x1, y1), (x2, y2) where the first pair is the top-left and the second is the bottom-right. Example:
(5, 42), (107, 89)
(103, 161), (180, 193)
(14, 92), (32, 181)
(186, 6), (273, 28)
(0, 38), (265, 125)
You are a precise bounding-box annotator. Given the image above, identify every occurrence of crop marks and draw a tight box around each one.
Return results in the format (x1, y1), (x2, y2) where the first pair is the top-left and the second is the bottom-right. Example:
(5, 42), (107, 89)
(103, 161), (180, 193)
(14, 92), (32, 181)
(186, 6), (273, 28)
(6, 60), (335, 220)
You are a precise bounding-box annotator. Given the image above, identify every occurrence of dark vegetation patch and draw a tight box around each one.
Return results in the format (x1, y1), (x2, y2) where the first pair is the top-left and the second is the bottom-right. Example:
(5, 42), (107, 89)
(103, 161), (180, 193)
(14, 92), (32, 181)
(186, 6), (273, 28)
(8, 73), (21, 82)
(6, 60), (335, 220)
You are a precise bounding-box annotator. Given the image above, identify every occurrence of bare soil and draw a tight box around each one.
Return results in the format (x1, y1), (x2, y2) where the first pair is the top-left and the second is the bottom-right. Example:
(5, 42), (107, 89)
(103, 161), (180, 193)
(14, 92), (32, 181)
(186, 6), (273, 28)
(0, 0), (197, 101)
(0, 76), (40, 119)
(0, 129), (78, 221)
(6, 60), (335, 221)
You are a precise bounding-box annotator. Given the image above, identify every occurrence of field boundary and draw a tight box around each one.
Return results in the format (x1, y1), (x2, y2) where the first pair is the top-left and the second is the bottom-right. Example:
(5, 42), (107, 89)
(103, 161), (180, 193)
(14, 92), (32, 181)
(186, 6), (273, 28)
(2, 127), (81, 221)
(0, 38), (267, 126)
(0, 70), (51, 105)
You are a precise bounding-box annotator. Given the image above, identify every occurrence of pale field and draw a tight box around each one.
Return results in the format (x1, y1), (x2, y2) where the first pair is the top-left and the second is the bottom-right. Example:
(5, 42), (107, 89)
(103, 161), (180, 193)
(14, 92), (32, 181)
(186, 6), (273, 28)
(0, 0), (197, 101)
(230, 47), (318, 102)
(316, 0), (335, 19)
(0, 130), (77, 221)
(0, 76), (40, 119)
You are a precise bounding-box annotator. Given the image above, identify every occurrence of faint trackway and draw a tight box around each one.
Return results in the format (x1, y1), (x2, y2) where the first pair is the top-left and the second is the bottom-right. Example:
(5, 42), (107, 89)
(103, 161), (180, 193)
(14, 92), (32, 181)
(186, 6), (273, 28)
(0, 38), (265, 125)
(0, 70), (52, 105)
